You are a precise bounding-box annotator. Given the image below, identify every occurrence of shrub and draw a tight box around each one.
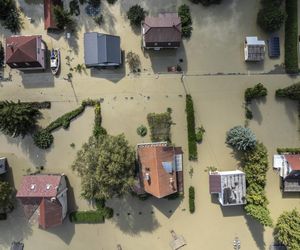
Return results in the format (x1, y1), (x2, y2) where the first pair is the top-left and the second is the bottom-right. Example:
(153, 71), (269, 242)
(0, 213), (7, 220)
(178, 4), (192, 39)
(277, 148), (300, 154)
(69, 211), (104, 223)
(244, 204), (273, 227)
(126, 52), (141, 72)
(53, 6), (76, 31)
(69, 0), (80, 16)
(261, 0), (283, 8)
(88, 0), (101, 7)
(226, 126), (256, 151)
(186, 95), (197, 160)
(136, 125), (147, 137)
(257, 7), (285, 33)
(195, 126), (205, 143)
(93, 103), (107, 138)
(245, 107), (253, 120)
(285, 0), (298, 74)
(244, 83), (268, 102)
(127, 5), (146, 26)
(102, 206), (114, 219)
(33, 130), (54, 149)
(189, 186), (195, 214)
(275, 82), (300, 100)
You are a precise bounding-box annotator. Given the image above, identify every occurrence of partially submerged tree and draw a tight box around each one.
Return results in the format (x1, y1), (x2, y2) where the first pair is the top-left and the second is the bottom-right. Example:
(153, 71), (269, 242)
(0, 101), (41, 137)
(274, 209), (300, 250)
(126, 51), (140, 72)
(257, 7), (285, 33)
(72, 134), (136, 200)
(276, 82), (300, 100)
(53, 6), (76, 31)
(127, 4), (146, 26)
(0, 181), (14, 213)
(189, 0), (222, 6)
(226, 126), (256, 151)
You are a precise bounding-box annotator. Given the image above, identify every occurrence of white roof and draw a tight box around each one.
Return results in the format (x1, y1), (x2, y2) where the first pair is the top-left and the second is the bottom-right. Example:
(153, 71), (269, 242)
(246, 36), (265, 46)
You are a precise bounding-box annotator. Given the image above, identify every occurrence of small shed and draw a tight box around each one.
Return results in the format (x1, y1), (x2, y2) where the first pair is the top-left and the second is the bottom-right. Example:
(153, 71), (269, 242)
(0, 157), (8, 175)
(84, 32), (121, 67)
(244, 36), (265, 62)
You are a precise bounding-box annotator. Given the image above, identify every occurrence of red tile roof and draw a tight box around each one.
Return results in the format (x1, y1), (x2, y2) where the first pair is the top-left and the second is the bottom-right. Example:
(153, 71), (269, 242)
(138, 145), (180, 198)
(16, 175), (61, 198)
(285, 154), (300, 171)
(143, 13), (181, 44)
(5, 36), (39, 64)
(39, 198), (62, 229)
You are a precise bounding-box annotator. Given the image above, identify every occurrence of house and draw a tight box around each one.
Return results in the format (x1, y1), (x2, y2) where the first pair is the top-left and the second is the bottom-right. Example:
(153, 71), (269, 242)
(142, 13), (182, 50)
(0, 157), (8, 175)
(5, 35), (46, 70)
(209, 170), (246, 206)
(244, 36), (265, 62)
(273, 154), (300, 192)
(16, 174), (68, 229)
(137, 142), (183, 198)
(84, 32), (121, 67)
(44, 0), (62, 30)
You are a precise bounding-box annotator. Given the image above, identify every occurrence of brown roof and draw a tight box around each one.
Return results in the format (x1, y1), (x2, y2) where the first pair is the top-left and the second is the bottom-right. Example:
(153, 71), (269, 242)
(5, 36), (39, 64)
(285, 154), (300, 171)
(209, 174), (221, 193)
(44, 0), (61, 29)
(39, 198), (63, 229)
(138, 145), (180, 198)
(143, 13), (181, 43)
(16, 175), (61, 198)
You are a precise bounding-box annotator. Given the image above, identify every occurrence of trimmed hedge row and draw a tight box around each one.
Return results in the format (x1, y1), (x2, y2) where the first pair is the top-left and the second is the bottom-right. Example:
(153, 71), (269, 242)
(189, 186), (195, 214)
(178, 4), (192, 39)
(277, 148), (300, 154)
(285, 0), (299, 74)
(186, 95), (197, 160)
(69, 211), (104, 223)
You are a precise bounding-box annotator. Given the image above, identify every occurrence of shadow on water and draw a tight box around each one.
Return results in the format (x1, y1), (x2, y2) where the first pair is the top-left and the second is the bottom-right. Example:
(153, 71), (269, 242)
(47, 220), (75, 245)
(108, 195), (160, 235)
(249, 97), (266, 125)
(274, 97), (298, 124)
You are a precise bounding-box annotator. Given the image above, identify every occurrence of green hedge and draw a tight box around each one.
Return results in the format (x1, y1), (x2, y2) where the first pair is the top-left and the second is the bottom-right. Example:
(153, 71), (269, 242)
(285, 0), (299, 74)
(277, 148), (300, 154)
(275, 82), (300, 100)
(189, 186), (195, 214)
(186, 95), (197, 160)
(69, 211), (104, 223)
(178, 4), (192, 39)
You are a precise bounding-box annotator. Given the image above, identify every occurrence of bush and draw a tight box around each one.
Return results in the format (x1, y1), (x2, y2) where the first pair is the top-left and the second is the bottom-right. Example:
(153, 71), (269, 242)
(102, 206), (114, 219)
(285, 0), (298, 74)
(277, 148), (300, 154)
(127, 5), (146, 26)
(94, 15), (103, 25)
(178, 4), (192, 39)
(33, 130), (54, 149)
(244, 204), (273, 227)
(257, 7), (285, 33)
(126, 52), (141, 72)
(245, 107), (253, 120)
(245, 83), (268, 102)
(69, 211), (104, 223)
(3, 8), (23, 33)
(93, 103), (106, 138)
(0, 213), (7, 220)
(195, 126), (205, 143)
(189, 186), (195, 214)
(275, 82), (300, 100)
(137, 125), (147, 137)
(226, 126), (256, 151)
(88, 0), (101, 7)
(53, 5), (76, 31)
(69, 0), (80, 16)
(261, 0), (283, 8)
(186, 95), (197, 160)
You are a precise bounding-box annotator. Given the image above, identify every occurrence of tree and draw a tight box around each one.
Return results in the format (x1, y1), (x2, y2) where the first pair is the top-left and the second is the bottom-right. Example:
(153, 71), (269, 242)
(189, 0), (222, 6)
(257, 7), (285, 33)
(72, 134), (136, 200)
(53, 6), (76, 31)
(244, 204), (273, 227)
(0, 41), (4, 67)
(0, 181), (14, 213)
(0, 101), (41, 138)
(127, 5), (146, 26)
(226, 126), (256, 151)
(0, 0), (15, 20)
(244, 83), (268, 102)
(274, 209), (300, 250)
(3, 8), (23, 33)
